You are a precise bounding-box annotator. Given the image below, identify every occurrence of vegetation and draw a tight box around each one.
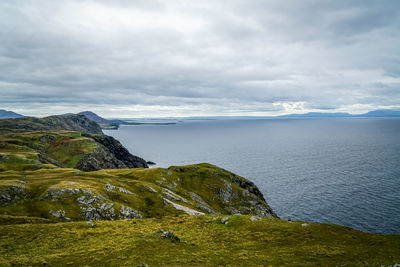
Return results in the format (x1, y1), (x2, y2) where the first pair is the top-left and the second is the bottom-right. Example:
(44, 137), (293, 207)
(0, 130), (98, 171)
(0, 126), (399, 266)
(0, 215), (399, 266)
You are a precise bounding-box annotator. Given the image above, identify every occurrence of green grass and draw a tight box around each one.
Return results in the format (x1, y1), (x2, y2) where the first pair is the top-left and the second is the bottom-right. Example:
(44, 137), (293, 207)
(0, 215), (399, 266)
(0, 163), (274, 221)
(0, 130), (98, 170)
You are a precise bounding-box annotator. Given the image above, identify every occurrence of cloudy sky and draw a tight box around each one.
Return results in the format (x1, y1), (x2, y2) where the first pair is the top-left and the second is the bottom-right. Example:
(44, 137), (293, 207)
(0, 0), (399, 118)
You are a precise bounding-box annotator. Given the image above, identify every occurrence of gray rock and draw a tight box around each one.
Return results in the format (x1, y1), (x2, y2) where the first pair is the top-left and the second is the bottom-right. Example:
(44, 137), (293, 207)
(105, 183), (116, 190)
(118, 187), (133, 194)
(79, 134), (148, 171)
(0, 184), (26, 204)
(49, 209), (66, 218)
(86, 221), (96, 228)
(157, 230), (180, 242)
(119, 205), (143, 219)
(140, 185), (157, 193)
(0, 192), (12, 203)
(250, 216), (261, 221)
(190, 192), (217, 215)
(137, 264), (148, 267)
(221, 216), (230, 224)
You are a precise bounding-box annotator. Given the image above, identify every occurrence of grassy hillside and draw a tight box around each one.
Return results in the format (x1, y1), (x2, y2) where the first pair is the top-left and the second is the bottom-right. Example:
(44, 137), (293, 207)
(0, 130), (99, 171)
(0, 129), (148, 171)
(1, 215), (399, 266)
(0, 163), (276, 221)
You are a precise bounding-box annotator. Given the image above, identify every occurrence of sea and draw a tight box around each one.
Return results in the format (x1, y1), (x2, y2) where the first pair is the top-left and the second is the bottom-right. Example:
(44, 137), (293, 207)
(105, 118), (400, 234)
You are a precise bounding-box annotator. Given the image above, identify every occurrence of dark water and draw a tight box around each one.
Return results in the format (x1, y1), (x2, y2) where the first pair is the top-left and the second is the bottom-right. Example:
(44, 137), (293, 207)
(105, 118), (400, 234)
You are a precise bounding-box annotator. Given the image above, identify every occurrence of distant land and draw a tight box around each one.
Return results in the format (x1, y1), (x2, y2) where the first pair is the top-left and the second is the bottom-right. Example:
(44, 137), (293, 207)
(61, 111), (176, 130)
(0, 109), (24, 119)
(1, 109), (400, 122)
(278, 109), (400, 118)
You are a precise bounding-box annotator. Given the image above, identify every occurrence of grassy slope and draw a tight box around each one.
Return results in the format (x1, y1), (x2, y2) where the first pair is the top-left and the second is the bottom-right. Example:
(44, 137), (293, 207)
(0, 130), (98, 170)
(0, 215), (399, 266)
(0, 163), (274, 220)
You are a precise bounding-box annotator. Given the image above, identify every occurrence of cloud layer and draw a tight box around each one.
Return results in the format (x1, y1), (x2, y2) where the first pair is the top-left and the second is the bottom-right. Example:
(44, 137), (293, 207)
(1, 0), (399, 117)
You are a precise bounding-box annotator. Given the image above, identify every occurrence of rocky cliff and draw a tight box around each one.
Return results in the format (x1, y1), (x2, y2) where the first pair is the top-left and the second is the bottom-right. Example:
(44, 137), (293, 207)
(0, 127), (147, 171)
(82, 134), (148, 169)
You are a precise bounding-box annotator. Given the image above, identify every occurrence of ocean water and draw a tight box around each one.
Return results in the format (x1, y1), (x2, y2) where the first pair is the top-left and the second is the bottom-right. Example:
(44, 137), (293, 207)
(105, 118), (400, 234)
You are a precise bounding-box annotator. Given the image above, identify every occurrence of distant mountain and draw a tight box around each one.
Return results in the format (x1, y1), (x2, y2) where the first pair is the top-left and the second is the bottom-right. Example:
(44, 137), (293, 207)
(277, 110), (400, 118)
(360, 110), (400, 117)
(279, 112), (352, 118)
(0, 109), (24, 119)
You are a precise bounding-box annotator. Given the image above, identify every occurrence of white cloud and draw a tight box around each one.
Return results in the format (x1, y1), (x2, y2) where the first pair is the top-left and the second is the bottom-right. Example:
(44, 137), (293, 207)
(0, 0), (399, 117)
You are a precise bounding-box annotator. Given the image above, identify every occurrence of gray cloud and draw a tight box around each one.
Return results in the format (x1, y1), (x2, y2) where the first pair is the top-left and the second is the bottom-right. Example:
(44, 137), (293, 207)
(0, 0), (399, 117)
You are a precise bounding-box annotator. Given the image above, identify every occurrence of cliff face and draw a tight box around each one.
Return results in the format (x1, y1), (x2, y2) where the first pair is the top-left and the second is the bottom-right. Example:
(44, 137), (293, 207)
(0, 130), (147, 172)
(85, 134), (148, 168)
(76, 134), (148, 171)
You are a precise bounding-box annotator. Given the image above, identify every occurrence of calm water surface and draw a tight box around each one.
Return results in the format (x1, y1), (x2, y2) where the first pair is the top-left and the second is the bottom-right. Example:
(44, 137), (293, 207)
(105, 118), (400, 233)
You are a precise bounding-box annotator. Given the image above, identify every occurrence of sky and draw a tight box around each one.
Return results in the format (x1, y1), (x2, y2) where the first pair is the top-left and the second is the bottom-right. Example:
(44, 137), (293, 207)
(0, 0), (399, 118)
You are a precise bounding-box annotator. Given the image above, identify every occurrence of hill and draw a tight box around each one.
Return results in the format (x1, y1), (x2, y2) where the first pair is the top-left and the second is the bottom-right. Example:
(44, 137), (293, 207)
(0, 163), (276, 221)
(0, 109), (23, 119)
(0, 114), (103, 134)
(78, 111), (120, 129)
(0, 115), (148, 171)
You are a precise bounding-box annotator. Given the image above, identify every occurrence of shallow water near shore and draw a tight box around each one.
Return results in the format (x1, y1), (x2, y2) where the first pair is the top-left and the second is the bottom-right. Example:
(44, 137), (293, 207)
(105, 118), (400, 234)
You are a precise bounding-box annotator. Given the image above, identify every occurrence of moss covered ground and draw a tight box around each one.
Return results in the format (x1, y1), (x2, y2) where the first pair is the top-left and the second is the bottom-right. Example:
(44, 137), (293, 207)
(0, 215), (399, 266)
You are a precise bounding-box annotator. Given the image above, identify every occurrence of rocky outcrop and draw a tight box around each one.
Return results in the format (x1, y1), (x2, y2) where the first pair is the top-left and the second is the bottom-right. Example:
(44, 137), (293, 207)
(82, 134), (148, 169)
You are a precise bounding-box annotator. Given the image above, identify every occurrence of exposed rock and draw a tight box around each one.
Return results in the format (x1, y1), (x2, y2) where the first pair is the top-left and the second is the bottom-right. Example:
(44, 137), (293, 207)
(83, 134), (148, 169)
(163, 198), (205, 215)
(301, 223), (309, 227)
(120, 205), (143, 219)
(37, 153), (64, 168)
(118, 187), (133, 194)
(105, 183), (116, 190)
(0, 192), (11, 203)
(146, 161), (156, 165)
(75, 146), (128, 172)
(190, 192), (218, 214)
(77, 195), (106, 206)
(49, 209), (66, 218)
(221, 216), (230, 224)
(140, 185), (157, 193)
(0, 185), (26, 204)
(163, 188), (189, 204)
(81, 203), (115, 221)
(43, 187), (81, 201)
(217, 179), (234, 204)
(157, 230), (181, 242)
(86, 221), (96, 228)
(250, 216), (261, 221)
